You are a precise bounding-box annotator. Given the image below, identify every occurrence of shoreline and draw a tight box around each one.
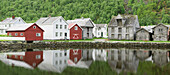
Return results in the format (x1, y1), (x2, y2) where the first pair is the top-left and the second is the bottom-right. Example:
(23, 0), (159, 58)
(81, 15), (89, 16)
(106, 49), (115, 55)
(0, 41), (170, 49)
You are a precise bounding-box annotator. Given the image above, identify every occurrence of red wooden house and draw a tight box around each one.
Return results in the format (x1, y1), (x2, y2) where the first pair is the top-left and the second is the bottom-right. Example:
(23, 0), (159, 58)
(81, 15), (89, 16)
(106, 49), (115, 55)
(7, 51), (43, 68)
(69, 49), (82, 64)
(6, 23), (44, 41)
(69, 23), (83, 40)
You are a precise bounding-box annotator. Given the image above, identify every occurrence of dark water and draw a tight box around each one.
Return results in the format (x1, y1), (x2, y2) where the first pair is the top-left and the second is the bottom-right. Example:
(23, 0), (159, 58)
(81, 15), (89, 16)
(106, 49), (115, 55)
(0, 48), (170, 74)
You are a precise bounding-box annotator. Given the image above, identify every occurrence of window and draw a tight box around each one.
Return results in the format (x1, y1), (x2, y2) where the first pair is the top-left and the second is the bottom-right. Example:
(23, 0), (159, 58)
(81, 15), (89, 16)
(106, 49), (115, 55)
(36, 55), (41, 59)
(15, 55), (18, 58)
(60, 19), (62, 22)
(20, 33), (23, 36)
(64, 60), (67, 64)
(9, 24), (11, 27)
(118, 28), (122, 33)
(0, 30), (3, 33)
(33, 26), (36, 29)
(56, 24), (58, 29)
(20, 56), (23, 60)
(64, 52), (67, 56)
(9, 33), (11, 36)
(5, 25), (7, 27)
(33, 63), (36, 67)
(60, 53), (62, 57)
(56, 32), (58, 37)
(159, 28), (163, 32)
(126, 34), (129, 39)
(98, 32), (100, 35)
(112, 27), (114, 32)
(55, 53), (58, 57)
(74, 57), (77, 62)
(60, 60), (62, 64)
(111, 34), (114, 38)
(60, 25), (62, 29)
(60, 32), (62, 37)
(36, 33), (41, 36)
(65, 25), (67, 29)
(75, 26), (78, 30)
(56, 61), (58, 65)
(15, 33), (18, 36)
(126, 27), (129, 33)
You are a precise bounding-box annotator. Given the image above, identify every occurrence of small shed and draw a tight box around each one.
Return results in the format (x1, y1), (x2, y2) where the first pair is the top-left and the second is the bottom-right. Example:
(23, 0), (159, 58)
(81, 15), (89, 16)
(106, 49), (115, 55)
(6, 23), (44, 41)
(136, 28), (151, 41)
(69, 23), (83, 40)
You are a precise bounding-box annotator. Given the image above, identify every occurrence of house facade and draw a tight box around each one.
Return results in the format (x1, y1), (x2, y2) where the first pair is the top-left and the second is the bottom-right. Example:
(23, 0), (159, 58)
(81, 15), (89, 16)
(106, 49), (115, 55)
(38, 50), (69, 73)
(108, 14), (140, 40)
(152, 24), (169, 41)
(67, 18), (94, 39)
(7, 51), (43, 68)
(36, 16), (69, 40)
(69, 23), (83, 40)
(136, 28), (150, 41)
(6, 23), (44, 41)
(93, 24), (108, 38)
(108, 49), (139, 73)
(0, 16), (26, 35)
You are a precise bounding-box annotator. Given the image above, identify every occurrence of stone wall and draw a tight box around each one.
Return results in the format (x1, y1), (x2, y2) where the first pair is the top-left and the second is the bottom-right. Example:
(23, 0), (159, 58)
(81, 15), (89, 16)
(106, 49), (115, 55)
(1, 41), (170, 50)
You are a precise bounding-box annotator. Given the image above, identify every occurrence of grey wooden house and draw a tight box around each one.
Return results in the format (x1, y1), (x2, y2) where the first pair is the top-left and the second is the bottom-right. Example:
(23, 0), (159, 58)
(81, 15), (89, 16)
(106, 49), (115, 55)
(108, 14), (140, 40)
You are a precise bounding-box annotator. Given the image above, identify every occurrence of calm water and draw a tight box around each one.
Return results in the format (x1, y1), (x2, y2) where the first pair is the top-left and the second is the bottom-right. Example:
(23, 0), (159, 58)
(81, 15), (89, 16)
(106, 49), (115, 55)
(0, 48), (170, 75)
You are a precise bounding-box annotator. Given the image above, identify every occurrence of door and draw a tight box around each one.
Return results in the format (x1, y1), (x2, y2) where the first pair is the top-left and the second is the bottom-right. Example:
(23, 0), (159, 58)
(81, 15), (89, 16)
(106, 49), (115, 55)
(65, 33), (67, 39)
(101, 32), (103, 37)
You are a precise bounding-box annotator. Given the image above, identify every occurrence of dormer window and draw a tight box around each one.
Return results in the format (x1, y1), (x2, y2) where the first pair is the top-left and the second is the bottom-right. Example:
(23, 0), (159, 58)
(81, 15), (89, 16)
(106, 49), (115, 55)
(33, 26), (36, 29)
(117, 19), (122, 26)
(60, 19), (62, 22)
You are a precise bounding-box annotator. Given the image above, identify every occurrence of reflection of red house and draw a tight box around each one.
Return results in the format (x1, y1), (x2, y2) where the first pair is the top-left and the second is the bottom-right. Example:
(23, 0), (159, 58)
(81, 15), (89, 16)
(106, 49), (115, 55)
(7, 51), (43, 68)
(69, 23), (83, 40)
(69, 49), (82, 64)
(6, 23), (44, 41)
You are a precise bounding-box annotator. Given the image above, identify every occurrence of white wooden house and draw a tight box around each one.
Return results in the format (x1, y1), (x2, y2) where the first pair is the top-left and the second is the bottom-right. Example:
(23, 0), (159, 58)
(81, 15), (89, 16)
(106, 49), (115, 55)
(36, 16), (69, 40)
(38, 50), (69, 73)
(0, 16), (26, 35)
(93, 24), (108, 38)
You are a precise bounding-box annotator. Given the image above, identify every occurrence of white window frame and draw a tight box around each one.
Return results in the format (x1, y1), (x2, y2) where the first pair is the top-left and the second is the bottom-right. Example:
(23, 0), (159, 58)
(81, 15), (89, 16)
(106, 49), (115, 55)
(15, 33), (18, 36)
(36, 55), (41, 59)
(60, 25), (62, 29)
(20, 33), (23, 36)
(36, 33), (41, 37)
(75, 26), (78, 30)
(33, 26), (36, 29)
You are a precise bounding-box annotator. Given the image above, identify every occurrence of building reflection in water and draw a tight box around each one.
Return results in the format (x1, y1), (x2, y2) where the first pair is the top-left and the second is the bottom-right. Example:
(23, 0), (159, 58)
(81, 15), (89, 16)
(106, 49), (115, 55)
(108, 49), (139, 74)
(68, 49), (93, 69)
(92, 49), (107, 61)
(0, 49), (170, 73)
(38, 50), (69, 73)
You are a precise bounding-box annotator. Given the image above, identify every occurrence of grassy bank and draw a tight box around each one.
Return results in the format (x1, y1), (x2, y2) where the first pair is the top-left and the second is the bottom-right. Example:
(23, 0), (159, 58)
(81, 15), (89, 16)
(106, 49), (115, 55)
(0, 61), (170, 75)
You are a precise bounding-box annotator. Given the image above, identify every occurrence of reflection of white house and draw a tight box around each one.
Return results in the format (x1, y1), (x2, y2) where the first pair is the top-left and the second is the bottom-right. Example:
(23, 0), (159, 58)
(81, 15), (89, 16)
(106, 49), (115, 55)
(36, 16), (69, 40)
(92, 49), (107, 61)
(0, 16), (26, 35)
(108, 49), (139, 74)
(38, 50), (69, 73)
(93, 24), (108, 38)
(68, 50), (93, 69)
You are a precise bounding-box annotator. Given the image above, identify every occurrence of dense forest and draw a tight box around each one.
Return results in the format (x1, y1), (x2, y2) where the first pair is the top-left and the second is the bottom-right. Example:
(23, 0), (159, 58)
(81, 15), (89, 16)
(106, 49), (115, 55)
(0, 0), (169, 26)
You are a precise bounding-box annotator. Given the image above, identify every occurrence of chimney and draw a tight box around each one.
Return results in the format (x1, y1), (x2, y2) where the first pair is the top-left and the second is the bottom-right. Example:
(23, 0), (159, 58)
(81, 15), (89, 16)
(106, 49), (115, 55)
(12, 16), (15, 19)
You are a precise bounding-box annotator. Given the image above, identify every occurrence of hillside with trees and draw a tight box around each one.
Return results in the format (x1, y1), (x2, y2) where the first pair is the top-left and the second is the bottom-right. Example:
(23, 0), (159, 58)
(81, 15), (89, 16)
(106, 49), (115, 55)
(0, 0), (169, 26)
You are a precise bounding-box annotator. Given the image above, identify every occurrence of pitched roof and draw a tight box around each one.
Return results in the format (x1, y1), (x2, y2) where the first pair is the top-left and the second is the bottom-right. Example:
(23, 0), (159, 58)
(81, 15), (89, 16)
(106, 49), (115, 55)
(67, 18), (94, 27)
(68, 23), (82, 30)
(152, 23), (169, 29)
(136, 28), (150, 33)
(108, 14), (140, 28)
(36, 16), (62, 25)
(141, 25), (155, 33)
(1, 17), (24, 24)
(95, 24), (107, 27)
(6, 23), (44, 31)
